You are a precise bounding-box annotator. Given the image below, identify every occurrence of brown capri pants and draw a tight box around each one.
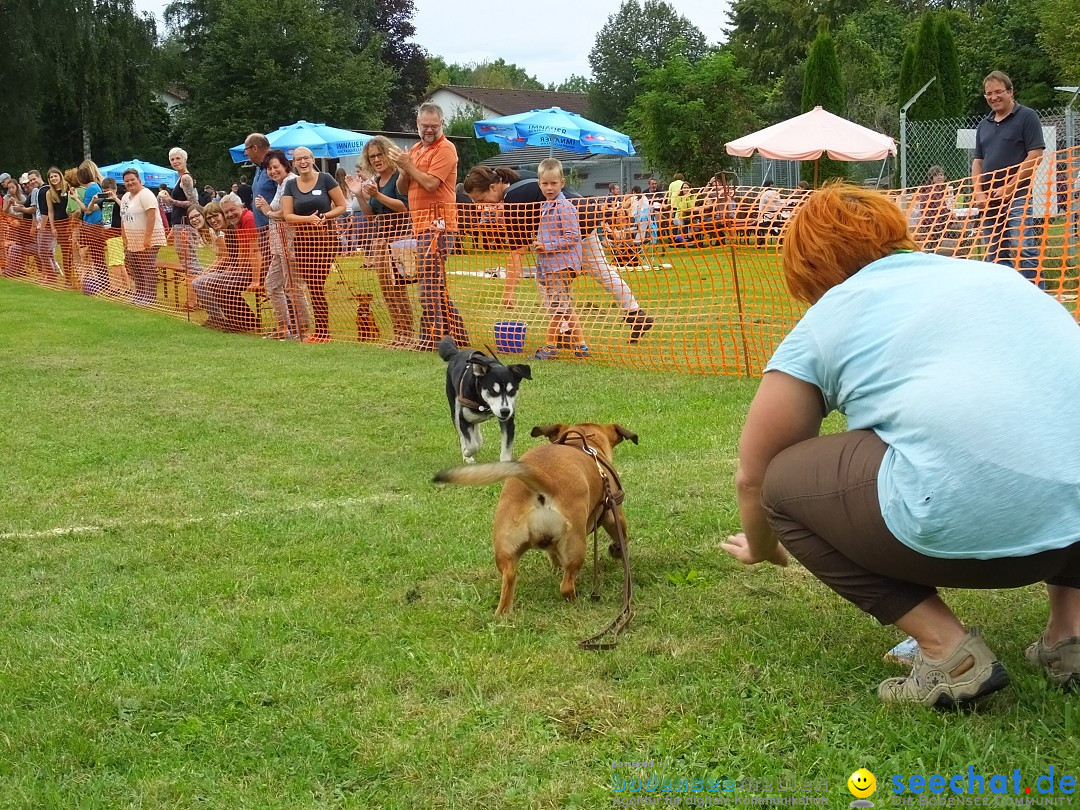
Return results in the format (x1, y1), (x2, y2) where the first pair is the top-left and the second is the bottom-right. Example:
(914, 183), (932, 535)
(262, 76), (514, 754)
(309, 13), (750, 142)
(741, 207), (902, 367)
(761, 430), (1080, 625)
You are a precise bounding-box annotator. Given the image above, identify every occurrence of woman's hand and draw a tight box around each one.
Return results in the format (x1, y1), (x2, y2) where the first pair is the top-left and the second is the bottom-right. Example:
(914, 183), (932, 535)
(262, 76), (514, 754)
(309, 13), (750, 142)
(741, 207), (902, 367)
(344, 175), (365, 198)
(721, 533), (789, 567)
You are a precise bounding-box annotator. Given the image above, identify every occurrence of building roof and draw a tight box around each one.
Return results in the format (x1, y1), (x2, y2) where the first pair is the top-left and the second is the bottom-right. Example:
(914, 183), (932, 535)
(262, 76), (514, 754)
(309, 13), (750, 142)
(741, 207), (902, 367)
(434, 86), (590, 117)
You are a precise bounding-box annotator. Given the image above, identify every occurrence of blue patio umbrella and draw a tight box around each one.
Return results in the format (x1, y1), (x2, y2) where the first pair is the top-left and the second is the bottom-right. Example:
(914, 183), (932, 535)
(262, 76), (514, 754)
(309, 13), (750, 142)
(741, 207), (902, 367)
(98, 159), (179, 187)
(474, 107), (636, 156)
(229, 120), (372, 163)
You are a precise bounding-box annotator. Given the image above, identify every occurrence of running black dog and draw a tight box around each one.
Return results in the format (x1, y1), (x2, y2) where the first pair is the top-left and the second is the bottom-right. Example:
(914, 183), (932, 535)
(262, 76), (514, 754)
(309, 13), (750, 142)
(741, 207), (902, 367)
(438, 336), (532, 463)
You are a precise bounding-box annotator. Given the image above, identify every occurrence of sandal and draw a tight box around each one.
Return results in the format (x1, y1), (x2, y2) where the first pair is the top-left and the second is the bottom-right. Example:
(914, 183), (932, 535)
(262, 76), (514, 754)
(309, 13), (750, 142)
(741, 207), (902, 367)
(533, 345), (558, 360)
(1025, 635), (1080, 690)
(877, 628), (1009, 709)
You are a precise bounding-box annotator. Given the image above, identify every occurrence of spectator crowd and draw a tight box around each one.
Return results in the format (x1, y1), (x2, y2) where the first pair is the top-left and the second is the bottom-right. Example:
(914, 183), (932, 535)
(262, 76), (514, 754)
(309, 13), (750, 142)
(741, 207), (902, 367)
(3, 84), (1078, 351)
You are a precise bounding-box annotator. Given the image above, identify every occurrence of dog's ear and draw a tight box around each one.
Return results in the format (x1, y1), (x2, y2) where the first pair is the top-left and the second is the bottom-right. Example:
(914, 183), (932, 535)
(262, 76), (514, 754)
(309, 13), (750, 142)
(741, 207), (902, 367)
(509, 363), (532, 381)
(531, 424), (565, 442)
(469, 361), (489, 378)
(612, 424), (639, 445)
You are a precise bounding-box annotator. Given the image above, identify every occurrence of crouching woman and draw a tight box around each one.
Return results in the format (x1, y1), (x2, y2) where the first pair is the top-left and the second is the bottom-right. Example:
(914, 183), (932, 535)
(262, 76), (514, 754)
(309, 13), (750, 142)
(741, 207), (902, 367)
(722, 184), (1080, 709)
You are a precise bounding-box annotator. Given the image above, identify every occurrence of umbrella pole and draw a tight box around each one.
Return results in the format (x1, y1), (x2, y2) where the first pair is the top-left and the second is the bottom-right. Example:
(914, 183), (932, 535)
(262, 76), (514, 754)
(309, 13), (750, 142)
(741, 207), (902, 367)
(814, 159), (819, 188)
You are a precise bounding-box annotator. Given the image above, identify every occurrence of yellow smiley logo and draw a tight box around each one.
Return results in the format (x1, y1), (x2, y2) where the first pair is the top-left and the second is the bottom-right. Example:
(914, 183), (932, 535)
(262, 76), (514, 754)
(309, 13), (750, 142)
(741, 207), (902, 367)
(848, 768), (877, 799)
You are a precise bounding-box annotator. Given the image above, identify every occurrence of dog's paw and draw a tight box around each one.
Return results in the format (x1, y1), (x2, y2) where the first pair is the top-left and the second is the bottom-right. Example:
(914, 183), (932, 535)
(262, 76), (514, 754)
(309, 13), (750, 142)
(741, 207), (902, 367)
(464, 457), (477, 464)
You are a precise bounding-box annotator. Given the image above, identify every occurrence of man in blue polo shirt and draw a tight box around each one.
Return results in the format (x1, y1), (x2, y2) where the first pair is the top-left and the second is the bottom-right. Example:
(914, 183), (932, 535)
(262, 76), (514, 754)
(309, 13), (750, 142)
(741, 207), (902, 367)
(243, 133), (277, 231)
(243, 133), (278, 292)
(971, 70), (1045, 284)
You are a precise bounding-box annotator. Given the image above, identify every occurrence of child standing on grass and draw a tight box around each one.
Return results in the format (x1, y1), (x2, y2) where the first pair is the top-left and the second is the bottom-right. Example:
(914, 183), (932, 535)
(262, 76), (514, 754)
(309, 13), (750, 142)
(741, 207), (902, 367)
(532, 159), (588, 360)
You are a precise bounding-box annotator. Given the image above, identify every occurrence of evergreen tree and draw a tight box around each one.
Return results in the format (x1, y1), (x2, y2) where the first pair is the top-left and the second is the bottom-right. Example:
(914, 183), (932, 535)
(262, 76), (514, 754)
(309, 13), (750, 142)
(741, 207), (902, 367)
(801, 28), (847, 182)
(935, 15), (963, 116)
(909, 12), (946, 120)
(897, 43), (916, 109)
(801, 30), (845, 114)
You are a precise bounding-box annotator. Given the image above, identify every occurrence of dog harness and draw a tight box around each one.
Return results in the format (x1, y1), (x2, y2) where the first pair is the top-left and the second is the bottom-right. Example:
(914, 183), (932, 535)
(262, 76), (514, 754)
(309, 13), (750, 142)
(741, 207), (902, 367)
(556, 429), (633, 650)
(455, 350), (493, 413)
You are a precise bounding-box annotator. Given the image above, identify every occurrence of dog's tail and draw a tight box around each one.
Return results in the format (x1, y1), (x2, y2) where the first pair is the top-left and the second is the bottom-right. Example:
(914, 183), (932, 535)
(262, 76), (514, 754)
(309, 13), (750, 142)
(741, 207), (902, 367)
(433, 462), (542, 491)
(436, 335), (458, 362)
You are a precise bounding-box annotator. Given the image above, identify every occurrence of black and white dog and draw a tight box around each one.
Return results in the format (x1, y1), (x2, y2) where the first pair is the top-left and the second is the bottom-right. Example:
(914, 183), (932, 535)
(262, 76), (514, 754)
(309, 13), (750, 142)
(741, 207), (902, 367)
(438, 336), (532, 464)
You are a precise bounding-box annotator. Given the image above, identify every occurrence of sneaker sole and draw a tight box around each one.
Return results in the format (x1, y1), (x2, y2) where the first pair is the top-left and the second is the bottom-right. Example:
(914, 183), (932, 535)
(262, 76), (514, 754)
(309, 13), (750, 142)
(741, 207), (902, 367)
(931, 662), (1010, 711)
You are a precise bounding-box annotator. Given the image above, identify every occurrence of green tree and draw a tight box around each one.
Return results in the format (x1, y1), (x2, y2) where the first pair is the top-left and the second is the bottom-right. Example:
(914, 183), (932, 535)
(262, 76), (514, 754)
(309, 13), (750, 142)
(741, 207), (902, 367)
(470, 59), (543, 90)
(426, 56), (473, 91)
(963, 0), (1057, 112)
(320, 0), (429, 130)
(1037, 0), (1080, 82)
(444, 105), (500, 179)
(935, 15), (963, 115)
(909, 12), (946, 120)
(0, 0), (170, 169)
(833, 0), (907, 132)
(801, 29), (848, 182)
(726, 0), (818, 89)
(897, 43), (917, 110)
(588, 0), (709, 128)
(628, 50), (761, 184)
(0, 0), (45, 169)
(725, 0), (868, 122)
(425, 57), (545, 92)
(549, 75), (591, 93)
(169, 0), (390, 184)
(801, 30), (845, 114)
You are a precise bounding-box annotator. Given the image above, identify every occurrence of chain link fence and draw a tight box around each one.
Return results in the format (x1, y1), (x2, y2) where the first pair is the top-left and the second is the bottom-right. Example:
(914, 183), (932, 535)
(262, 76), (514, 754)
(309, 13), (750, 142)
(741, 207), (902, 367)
(901, 106), (1080, 190)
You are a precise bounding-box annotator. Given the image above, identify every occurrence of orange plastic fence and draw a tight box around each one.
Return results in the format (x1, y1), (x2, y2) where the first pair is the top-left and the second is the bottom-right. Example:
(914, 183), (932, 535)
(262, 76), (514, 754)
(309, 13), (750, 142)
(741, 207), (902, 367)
(2, 147), (1078, 375)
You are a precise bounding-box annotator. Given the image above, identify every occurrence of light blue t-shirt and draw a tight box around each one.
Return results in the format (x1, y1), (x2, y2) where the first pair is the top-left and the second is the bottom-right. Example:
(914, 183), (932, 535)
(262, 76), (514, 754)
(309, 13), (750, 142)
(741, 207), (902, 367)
(766, 251), (1080, 559)
(81, 183), (103, 225)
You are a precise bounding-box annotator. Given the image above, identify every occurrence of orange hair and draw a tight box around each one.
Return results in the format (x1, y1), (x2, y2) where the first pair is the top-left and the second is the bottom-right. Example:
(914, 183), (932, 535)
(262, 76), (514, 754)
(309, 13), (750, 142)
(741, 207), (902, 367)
(782, 183), (918, 304)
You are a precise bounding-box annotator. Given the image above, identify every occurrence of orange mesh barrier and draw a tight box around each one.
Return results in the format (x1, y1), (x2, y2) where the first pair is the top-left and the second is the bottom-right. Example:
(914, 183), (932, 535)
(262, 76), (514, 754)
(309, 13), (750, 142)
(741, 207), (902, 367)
(3, 147), (1077, 374)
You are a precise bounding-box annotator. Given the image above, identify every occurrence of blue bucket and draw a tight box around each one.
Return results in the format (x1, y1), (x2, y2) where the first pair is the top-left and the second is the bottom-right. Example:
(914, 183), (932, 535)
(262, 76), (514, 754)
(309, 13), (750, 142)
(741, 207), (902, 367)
(494, 321), (527, 354)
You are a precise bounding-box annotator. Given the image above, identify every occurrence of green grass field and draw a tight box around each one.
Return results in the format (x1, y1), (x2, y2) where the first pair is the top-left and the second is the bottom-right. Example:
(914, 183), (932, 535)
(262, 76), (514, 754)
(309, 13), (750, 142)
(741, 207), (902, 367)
(1, 280), (1077, 809)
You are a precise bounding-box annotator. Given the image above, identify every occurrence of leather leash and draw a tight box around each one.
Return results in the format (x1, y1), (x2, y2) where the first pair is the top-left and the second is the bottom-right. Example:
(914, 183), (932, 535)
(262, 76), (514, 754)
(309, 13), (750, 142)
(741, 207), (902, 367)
(556, 429), (633, 650)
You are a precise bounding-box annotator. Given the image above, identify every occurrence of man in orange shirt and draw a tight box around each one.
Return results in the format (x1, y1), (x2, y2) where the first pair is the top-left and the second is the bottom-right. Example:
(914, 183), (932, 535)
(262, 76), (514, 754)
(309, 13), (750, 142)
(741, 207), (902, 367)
(391, 103), (470, 351)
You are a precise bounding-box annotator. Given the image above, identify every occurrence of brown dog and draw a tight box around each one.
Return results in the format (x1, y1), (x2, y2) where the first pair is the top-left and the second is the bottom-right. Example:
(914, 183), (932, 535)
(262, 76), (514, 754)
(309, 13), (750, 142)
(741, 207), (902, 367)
(433, 422), (638, 614)
(356, 293), (380, 343)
